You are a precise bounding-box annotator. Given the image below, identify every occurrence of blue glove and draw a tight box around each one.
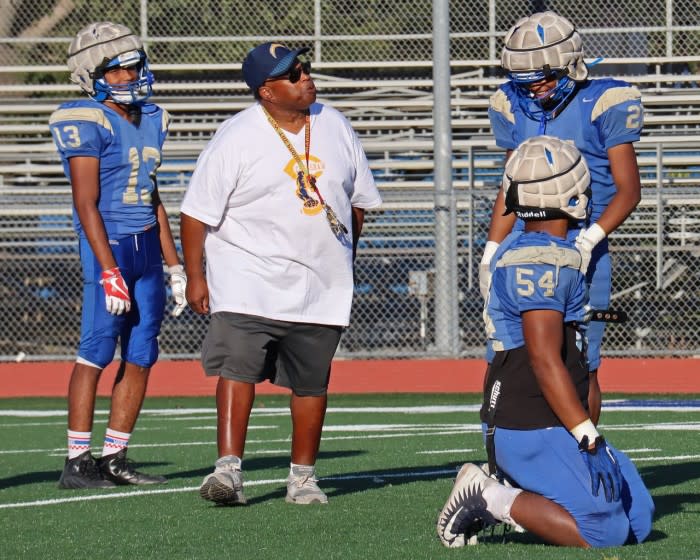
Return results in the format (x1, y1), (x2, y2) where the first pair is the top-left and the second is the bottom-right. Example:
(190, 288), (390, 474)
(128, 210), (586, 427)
(579, 435), (622, 503)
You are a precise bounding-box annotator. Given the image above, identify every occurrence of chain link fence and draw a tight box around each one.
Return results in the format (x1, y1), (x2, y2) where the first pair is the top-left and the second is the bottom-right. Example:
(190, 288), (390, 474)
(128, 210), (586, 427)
(2, 1), (700, 67)
(2, 1), (700, 361)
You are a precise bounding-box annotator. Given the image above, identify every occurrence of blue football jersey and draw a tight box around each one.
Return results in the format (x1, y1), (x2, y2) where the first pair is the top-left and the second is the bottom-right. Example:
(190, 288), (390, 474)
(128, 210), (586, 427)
(489, 78), (643, 222)
(485, 231), (587, 352)
(49, 99), (170, 238)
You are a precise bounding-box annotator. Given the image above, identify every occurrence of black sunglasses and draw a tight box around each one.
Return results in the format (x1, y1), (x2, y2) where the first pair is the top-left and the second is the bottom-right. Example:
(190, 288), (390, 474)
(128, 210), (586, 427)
(266, 60), (311, 84)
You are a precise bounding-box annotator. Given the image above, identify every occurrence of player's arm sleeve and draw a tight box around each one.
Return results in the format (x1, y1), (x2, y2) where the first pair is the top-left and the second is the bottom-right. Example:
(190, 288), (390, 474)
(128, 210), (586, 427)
(591, 86), (643, 149)
(159, 108), (171, 149)
(512, 262), (572, 315)
(49, 108), (111, 159)
(346, 118), (382, 209)
(179, 136), (238, 227)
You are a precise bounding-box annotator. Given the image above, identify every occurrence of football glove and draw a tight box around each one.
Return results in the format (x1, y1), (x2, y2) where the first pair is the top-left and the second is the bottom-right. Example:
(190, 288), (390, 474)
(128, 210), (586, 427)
(479, 241), (500, 300)
(99, 267), (131, 315)
(575, 223), (606, 275)
(578, 435), (622, 503)
(168, 264), (188, 317)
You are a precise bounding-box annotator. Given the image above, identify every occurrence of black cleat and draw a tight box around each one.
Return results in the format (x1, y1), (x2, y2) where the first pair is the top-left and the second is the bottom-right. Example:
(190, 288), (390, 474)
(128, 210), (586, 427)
(58, 451), (116, 489)
(98, 449), (167, 485)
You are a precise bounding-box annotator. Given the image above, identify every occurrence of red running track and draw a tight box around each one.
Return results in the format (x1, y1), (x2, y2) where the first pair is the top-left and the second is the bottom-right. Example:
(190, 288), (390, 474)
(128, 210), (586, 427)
(1, 358), (699, 398)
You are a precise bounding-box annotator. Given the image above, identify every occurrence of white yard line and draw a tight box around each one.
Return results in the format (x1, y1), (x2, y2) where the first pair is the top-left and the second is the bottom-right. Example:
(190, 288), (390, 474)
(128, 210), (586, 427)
(2, 400), (699, 419)
(417, 448), (478, 455)
(1, 402), (698, 511)
(3, 447), (699, 511)
(0, 468), (459, 510)
(633, 454), (700, 462)
(0, 428), (476, 456)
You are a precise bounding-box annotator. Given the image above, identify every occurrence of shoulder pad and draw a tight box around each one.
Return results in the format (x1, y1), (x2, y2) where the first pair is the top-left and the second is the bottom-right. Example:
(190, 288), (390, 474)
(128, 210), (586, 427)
(496, 244), (581, 270)
(161, 108), (171, 132)
(591, 86), (642, 121)
(49, 106), (113, 133)
(489, 89), (515, 124)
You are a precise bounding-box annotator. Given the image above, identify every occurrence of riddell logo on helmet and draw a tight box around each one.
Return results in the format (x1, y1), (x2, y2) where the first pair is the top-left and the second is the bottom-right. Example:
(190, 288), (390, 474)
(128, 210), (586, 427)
(516, 209), (547, 218)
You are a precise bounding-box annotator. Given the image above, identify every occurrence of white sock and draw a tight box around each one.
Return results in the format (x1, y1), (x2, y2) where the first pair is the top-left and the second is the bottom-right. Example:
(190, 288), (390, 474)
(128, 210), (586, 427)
(290, 462), (315, 476)
(483, 481), (523, 526)
(67, 430), (91, 459)
(215, 455), (242, 470)
(102, 428), (131, 458)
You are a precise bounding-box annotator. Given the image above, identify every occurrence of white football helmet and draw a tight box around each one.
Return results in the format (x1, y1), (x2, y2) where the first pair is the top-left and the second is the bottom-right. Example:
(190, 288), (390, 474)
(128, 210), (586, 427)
(503, 135), (591, 222)
(67, 22), (154, 105)
(501, 12), (588, 119)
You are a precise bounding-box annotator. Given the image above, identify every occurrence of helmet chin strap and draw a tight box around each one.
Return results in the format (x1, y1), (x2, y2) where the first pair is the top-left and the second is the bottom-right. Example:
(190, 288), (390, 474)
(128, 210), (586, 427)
(517, 77), (578, 133)
(93, 73), (153, 105)
(91, 51), (154, 105)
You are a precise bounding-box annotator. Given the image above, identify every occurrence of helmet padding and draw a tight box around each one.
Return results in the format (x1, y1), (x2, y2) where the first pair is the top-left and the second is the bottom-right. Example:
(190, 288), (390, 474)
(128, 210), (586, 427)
(502, 11), (588, 83)
(503, 135), (591, 222)
(67, 22), (153, 104)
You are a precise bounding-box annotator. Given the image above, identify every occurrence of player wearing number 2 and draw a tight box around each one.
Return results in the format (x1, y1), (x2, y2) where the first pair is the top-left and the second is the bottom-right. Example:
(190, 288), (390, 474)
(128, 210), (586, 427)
(482, 12), (644, 424)
(49, 22), (187, 488)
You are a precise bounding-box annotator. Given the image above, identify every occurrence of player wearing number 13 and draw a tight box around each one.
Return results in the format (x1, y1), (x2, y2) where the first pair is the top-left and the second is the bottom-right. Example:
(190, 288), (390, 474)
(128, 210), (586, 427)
(49, 22), (187, 489)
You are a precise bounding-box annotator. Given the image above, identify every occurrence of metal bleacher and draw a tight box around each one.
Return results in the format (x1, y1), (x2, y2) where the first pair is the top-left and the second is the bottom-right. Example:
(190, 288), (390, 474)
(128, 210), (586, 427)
(3, 57), (700, 173)
(3, 61), (700, 261)
(3, 57), (700, 250)
(3, 55), (700, 359)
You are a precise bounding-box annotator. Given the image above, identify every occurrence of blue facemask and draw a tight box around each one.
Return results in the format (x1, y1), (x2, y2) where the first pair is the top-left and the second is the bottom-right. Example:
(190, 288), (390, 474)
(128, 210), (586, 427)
(508, 69), (578, 133)
(92, 49), (154, 105)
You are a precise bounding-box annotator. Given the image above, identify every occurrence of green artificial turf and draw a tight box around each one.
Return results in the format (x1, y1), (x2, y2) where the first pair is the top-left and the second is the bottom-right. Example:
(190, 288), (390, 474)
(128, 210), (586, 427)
(0, 394), (698, 559)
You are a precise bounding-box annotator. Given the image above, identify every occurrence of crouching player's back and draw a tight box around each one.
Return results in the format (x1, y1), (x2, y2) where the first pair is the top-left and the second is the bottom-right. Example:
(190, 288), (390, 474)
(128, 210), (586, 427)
(437, 136), (654, 549)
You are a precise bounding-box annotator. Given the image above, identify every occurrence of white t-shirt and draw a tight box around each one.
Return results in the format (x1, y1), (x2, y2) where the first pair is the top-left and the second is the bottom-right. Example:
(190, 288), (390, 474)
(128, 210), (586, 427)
(180, 102), (382, 326)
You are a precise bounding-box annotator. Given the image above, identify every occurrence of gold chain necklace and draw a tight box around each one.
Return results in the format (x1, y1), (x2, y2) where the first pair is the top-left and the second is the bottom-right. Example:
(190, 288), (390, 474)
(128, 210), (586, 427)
(262, 106), (348, 237)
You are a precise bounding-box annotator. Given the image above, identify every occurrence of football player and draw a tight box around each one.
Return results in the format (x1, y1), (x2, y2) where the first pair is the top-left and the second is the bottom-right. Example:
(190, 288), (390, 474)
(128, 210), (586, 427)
(482, 11), (644, 424)
(49, 22), (187, 488)
(437, 136), (653, 548)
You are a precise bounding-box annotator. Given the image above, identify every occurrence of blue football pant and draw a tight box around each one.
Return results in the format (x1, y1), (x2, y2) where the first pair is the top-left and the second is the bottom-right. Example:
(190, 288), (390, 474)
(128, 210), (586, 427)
(493, 426), (654, 547)
(585, 239), (612, 372)
(77, 227), (165, 369)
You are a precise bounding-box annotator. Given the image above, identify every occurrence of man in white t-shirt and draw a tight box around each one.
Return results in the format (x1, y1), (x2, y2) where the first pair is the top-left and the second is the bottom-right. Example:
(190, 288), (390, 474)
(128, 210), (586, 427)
(180, 41), (382, 506)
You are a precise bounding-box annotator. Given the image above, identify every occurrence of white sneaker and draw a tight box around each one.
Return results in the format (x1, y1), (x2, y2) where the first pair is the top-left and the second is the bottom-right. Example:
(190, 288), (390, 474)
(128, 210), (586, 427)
(437, 463), (498, 548)
(285, 465), (328, 504)
(199, 455), (247, 505)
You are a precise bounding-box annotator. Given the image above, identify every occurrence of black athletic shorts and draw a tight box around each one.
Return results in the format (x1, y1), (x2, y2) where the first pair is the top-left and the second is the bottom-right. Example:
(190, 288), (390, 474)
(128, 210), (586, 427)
(202, 312), (343, 396)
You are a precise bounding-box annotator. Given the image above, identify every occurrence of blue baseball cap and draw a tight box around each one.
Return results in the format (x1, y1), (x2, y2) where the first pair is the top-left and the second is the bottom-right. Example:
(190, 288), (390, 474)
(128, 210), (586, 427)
(242, 42), (310, 92)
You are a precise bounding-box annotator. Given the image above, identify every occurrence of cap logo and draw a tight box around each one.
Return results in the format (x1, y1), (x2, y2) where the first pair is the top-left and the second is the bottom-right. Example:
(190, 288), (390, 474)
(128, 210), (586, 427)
(269, 43), (285, 58)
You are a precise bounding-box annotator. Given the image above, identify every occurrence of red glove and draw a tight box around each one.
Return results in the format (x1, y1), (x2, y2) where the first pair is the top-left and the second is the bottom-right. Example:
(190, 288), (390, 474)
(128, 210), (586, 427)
(99, 267), (131, 315)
